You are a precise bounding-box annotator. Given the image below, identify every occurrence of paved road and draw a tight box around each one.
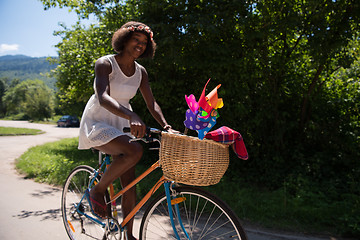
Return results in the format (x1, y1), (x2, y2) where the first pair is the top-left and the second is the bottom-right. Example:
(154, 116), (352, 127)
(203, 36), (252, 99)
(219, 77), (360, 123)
(0, 120), (80, 240)
(0, 120), (341, 240)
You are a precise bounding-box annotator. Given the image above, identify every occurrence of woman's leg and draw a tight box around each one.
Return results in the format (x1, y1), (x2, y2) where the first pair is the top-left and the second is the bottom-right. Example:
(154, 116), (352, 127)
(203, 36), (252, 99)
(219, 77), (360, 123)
(89, 135), (143, 220)
(120, 166), (137, 240)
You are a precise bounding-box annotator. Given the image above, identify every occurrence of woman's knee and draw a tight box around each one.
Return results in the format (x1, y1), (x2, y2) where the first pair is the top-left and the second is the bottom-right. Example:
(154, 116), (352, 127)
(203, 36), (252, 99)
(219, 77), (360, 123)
(126, 142), (143, 160)
(96, 136), (143, 158)
(112, 142), (143, 167)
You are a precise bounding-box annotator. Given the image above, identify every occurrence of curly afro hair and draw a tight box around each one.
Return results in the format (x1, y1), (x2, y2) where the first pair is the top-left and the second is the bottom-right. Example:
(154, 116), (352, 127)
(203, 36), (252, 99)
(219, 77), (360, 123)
(112, 21), (157, 59)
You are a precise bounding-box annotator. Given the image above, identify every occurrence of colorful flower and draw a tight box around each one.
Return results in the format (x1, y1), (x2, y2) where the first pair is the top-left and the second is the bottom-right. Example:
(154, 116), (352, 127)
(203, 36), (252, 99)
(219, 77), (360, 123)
(127, 25), (153, 40)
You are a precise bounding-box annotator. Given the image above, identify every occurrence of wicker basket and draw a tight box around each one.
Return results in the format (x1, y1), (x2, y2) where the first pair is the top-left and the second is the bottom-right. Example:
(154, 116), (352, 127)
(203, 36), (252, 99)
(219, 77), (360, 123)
(160, 132), (229, 186)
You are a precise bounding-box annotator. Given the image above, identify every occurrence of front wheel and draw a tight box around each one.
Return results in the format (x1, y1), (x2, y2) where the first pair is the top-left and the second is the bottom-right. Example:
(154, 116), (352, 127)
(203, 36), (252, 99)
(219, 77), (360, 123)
(61, 165), (115, 240)
(139, 185), (248, 240)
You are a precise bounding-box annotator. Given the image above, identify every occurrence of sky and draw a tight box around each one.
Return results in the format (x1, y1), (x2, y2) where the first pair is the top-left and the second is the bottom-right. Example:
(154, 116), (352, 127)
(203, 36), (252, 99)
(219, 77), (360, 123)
(0, 0), (96, 57)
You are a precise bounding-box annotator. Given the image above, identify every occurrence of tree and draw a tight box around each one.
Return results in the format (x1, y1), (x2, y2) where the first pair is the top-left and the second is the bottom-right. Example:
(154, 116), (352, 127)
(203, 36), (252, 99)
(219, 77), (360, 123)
(47, 2), (137, 115)
(3, 80), (54, 120)
(50, 24), (110, 115)
(0, 77), (9, 116)
(136, 0), (360, 188)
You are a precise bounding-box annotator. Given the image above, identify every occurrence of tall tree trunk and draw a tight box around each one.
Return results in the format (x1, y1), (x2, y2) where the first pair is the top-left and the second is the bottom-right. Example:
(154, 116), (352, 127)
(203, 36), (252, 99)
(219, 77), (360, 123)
(300, 64), (324, 129)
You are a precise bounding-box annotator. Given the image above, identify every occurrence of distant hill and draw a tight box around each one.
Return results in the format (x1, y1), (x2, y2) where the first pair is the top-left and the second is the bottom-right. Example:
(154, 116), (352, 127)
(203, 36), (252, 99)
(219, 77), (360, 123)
(0, 55), (58, 89)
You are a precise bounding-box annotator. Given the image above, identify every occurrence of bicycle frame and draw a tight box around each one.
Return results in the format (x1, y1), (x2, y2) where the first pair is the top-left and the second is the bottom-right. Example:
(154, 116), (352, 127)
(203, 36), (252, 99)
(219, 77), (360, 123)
(77, 153), (189, 240)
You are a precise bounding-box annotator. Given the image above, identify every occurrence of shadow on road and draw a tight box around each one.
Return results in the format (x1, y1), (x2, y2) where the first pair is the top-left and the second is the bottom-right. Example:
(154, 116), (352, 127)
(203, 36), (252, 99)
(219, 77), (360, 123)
(14, 208), (60, 221)
(29, 187), (61, 198)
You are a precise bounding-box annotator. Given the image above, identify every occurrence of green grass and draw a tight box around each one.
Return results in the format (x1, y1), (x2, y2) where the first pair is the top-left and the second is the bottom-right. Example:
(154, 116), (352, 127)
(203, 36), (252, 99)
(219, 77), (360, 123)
(0, 126), (44, 136)
(15, 138), (360, 238)
(1, 114), (64, 125)
(16, 138), (95, 184)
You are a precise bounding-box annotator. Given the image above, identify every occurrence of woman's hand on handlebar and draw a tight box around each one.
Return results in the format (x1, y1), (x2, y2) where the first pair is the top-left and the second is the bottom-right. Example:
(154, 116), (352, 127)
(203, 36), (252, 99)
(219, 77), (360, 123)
(167, 128), (180, 134)
(129, 113), (146, 138)
(163, 124), (180, 134)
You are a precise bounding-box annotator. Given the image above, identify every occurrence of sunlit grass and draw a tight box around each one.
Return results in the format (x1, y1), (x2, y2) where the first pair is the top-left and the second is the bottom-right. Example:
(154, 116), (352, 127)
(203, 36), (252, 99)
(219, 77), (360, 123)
(0, 126), (44, 136)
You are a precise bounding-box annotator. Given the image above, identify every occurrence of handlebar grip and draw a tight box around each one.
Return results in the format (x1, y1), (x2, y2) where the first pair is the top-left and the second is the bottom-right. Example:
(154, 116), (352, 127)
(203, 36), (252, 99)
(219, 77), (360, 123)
(123, 127), (131, 133)
(123, 126), (161, 146)
(123, 127), (151, 135)
(123, 127), (161, 135)
(123, 127), (149, 133)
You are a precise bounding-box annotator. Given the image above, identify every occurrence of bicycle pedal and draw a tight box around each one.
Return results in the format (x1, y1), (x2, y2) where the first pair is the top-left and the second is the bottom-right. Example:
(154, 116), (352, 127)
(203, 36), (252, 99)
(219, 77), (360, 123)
(67, 220), (75, 233)
(171, 197), (186, 205)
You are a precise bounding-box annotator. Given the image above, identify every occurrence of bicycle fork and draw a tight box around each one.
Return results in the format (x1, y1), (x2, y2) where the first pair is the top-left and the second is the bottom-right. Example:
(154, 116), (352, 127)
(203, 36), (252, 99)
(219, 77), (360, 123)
(164, 182), (191, 240)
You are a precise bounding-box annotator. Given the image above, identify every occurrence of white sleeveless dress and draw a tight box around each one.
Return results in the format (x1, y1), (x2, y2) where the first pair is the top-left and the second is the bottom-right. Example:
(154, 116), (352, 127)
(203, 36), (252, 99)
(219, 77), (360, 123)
(78, 54), (142, 149)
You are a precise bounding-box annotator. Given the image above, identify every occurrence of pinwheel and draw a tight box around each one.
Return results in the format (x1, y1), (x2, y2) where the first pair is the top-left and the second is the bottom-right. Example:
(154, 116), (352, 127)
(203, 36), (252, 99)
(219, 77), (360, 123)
(184, 79), (223, 139)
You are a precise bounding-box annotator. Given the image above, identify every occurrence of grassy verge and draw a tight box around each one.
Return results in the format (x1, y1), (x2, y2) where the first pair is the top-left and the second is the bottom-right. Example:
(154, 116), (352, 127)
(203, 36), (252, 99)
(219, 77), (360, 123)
(1, 114), (64, 125)
(0, 126), (44, 136)
(16, 138), (359, 238)
(16, 138), (95, 184)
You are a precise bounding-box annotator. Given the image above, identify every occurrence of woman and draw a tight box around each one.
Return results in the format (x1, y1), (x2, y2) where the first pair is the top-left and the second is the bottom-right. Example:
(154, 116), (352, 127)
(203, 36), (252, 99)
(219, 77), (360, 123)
(78, 21), (175, 240)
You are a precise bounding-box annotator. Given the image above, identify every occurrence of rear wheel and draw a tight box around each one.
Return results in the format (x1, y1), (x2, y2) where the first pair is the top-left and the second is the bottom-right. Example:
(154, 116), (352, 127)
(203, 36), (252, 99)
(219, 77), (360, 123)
(61, 165), (117, 240)
(139, 185), (248, 240)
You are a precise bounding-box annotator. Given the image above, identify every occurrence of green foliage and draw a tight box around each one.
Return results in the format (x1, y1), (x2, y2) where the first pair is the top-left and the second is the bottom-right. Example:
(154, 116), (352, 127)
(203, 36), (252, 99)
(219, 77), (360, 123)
(51, 24), (113, 115)
(48, 2), (140, 115)
(3, 79), (55, 120)
(136, 0), (360, 196)
(0, 78), (7, 116)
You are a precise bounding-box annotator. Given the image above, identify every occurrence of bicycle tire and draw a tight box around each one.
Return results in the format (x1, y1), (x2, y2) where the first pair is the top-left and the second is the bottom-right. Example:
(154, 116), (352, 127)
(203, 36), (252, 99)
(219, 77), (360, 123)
(61, 165), (115, 240)
(139, 185), (248, 240)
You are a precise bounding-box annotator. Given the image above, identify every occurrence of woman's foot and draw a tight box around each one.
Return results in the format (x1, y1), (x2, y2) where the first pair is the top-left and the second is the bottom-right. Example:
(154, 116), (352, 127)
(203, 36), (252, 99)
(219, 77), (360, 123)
(127, 235), (138, 240)
(89, 187), (107, 218)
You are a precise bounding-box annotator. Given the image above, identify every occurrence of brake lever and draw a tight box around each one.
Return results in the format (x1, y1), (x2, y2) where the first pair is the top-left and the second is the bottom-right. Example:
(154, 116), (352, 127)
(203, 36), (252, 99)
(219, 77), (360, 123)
(123, 127), (160, 145)
(129, 137), (152, 143)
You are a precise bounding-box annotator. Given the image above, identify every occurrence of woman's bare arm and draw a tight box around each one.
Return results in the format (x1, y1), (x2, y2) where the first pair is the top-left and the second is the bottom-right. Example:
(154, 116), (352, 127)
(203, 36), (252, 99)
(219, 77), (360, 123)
(139, 66), (170, 129)
(95, 58), (145, 137)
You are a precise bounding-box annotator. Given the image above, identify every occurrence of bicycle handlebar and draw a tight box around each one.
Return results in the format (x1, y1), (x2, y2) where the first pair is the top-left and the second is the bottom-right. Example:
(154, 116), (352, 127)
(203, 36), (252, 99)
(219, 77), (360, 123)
(123, 127), (162, 145)
(123, 127), (162, 135)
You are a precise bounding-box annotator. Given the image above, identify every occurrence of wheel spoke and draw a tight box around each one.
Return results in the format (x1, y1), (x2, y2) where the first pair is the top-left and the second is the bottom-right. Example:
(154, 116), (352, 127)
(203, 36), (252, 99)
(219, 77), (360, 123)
(61, 166), (120, 240)
(140, 186), (248, 240)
